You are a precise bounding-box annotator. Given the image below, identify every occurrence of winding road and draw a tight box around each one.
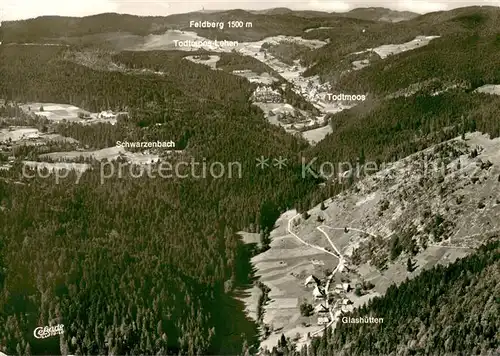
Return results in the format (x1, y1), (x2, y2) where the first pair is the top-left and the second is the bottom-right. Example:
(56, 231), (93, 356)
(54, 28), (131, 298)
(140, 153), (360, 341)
(286, 212), (386, 336)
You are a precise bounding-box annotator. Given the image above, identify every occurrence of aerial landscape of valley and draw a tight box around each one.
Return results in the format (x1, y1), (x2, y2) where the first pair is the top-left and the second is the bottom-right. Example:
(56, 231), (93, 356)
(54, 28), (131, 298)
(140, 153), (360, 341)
(0, 1), (499, 355)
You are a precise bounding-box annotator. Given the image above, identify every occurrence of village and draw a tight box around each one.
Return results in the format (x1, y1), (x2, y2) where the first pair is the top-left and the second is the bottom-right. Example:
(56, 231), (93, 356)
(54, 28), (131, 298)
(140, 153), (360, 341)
(302, 273), (355, 326)
(0, 102), (177, 172)
(245, 207), (382, 351)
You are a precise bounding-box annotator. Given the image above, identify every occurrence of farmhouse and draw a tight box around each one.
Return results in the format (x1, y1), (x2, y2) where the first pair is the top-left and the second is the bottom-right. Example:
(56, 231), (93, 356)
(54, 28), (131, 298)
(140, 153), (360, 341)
(313, 286), (326, 300)
(99, 111), (116, 119)
(341, 305), (354, 313)
(232, 69), (252, 74)
(78, 112), (91, 119)
(334, 283), (344, 293)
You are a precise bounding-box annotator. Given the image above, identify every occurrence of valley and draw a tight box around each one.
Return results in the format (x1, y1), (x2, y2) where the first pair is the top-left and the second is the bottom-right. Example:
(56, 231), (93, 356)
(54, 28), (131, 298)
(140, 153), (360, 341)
(1, 5), (500, 356)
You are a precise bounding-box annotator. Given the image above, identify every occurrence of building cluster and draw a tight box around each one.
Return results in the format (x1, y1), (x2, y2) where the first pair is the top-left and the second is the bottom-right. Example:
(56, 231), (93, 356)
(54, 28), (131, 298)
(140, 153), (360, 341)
(303, 273), (355, 325)
(268, 104), (297, 121)
(304, 275), (330, 325)
(251, 86), (282, 103)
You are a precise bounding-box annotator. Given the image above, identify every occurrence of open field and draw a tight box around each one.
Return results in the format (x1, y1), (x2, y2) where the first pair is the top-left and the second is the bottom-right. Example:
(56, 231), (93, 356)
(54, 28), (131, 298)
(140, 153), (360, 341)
(245, 132), (500, 350)
(23, 161), (91, 173)
(135, 30), (201, 51)
(301, 125), (333, 145)
(232, 71), (278, 85)
(19, 103), (121, 124)
(353, 35), (441, 59)
(372, 35), (440, 59)
(0, 126), (80, 165)
(0, 127), (39, 142)
(41, 146), (125, 161)
(0, 127), (78, 145)
(304, 27), (335, 33)
(184, 55), (221, 69)
(238, 231), (261, 246)
(242, 210), (339, 352)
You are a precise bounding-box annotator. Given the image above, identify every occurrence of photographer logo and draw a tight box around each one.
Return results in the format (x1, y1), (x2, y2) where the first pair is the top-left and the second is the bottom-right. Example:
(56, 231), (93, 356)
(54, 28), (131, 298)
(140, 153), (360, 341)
(33, 324), (64, 339)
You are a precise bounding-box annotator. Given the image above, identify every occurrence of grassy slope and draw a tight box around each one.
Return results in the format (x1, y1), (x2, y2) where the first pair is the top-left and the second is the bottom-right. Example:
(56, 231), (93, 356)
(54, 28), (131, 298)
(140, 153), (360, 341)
(294, 241), (499, 356)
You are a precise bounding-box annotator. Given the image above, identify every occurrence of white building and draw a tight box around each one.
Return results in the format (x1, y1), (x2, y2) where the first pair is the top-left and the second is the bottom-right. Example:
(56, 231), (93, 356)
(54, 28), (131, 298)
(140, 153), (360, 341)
(334, 283), (344, 293)
(271, 104), (295, 117)
(304, 275), (320, 287)
(341, 298), (352, 305)
(24, 132), (40, 140)
(314, 303), (329, 314)
(99, 111), (115, 119)
(341, 305), (354, 313)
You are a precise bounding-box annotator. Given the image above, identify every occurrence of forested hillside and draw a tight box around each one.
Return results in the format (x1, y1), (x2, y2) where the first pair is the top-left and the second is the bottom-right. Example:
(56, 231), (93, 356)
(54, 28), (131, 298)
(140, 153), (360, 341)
(334, 33), (500, 95)
(2, 6), (500, 355)
(302, 7), (500, 83)
(0, 11), (321, 44)
(265, 240), (500, 356)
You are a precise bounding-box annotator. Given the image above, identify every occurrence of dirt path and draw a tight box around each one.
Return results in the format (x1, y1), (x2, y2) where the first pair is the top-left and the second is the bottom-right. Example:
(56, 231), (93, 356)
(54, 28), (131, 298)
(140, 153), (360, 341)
(287, 214), (340, 258)
(287, 214), (342, 334)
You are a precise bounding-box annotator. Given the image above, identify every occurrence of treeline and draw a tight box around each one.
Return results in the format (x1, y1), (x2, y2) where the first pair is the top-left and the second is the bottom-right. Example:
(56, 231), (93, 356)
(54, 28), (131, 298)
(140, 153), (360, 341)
(265, 239), (499, 356)
(0, 13), (169, 43)
(0, 11), (321, 45)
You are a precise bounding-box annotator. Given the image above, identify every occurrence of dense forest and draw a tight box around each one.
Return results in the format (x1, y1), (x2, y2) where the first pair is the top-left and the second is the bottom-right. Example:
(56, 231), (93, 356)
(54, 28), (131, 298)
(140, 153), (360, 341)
(264, 240), (500, 356)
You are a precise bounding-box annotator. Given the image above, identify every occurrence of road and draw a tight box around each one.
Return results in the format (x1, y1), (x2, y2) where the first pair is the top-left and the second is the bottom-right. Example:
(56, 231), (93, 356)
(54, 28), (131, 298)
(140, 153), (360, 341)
(287, 213), (384, 336)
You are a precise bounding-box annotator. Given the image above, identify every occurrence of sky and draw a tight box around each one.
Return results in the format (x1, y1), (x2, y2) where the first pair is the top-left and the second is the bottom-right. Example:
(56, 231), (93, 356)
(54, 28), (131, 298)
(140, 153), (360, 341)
(1, 0), (499, 21)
